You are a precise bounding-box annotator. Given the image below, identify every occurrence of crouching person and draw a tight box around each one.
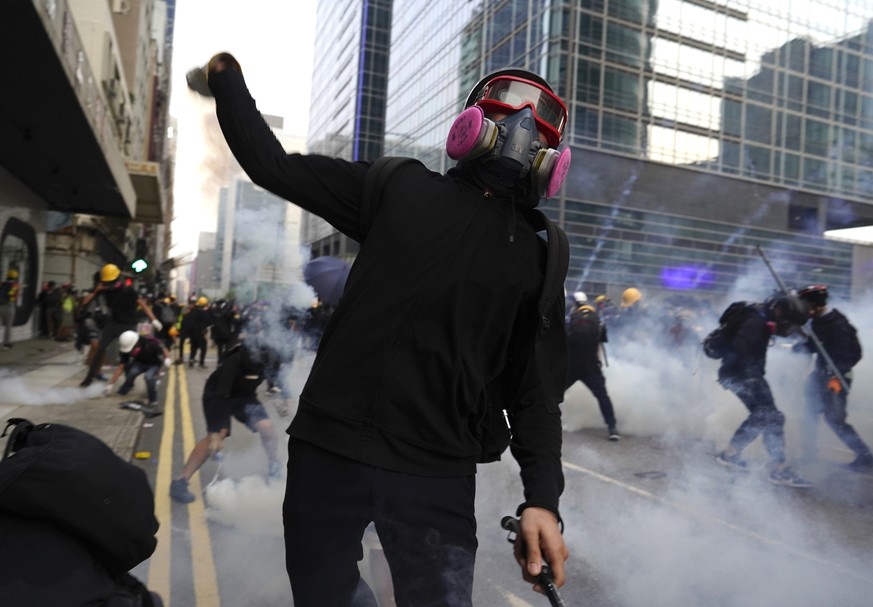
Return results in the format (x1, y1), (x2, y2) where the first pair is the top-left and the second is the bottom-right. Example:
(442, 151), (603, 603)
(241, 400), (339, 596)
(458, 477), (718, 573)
(105, 330), (171, 418)
(170, 341), (282, 504)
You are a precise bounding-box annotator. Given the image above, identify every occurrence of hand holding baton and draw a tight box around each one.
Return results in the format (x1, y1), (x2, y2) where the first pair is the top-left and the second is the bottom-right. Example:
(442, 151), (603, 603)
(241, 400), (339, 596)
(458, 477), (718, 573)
(501, 515), (568, 607)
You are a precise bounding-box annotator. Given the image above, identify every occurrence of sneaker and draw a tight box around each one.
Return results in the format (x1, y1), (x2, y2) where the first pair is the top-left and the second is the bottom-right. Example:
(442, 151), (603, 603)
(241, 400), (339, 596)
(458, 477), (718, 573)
(716, 451), (748, 470)
(79, 378), (92, 387)
(188, 360), (194, 368)
(2, 343), (13, 350)
(266, 386), (282, 396)
(170, 479), (195, 504)
(267, 459), (283, 480)
(845, 453), (873, 472)
(142, 403), (163, 419)
(607, 427), (621, 441)
(769, 467), (812, 488)
(199, 363), (207, 369)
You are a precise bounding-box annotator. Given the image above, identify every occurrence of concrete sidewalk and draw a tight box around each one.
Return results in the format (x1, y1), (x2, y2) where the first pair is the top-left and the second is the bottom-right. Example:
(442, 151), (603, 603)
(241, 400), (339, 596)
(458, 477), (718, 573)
(0, 338), (143, 460)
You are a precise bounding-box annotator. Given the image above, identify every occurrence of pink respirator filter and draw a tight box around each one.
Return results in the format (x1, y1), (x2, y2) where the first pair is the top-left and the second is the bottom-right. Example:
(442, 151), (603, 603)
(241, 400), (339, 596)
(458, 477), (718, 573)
(446, 106), (487, 160)
(545, 148), (572, 199)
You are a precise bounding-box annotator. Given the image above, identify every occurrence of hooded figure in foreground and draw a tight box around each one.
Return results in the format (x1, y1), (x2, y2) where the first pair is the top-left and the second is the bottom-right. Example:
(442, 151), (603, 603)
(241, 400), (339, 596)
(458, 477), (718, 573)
(199, 53), (570, 605)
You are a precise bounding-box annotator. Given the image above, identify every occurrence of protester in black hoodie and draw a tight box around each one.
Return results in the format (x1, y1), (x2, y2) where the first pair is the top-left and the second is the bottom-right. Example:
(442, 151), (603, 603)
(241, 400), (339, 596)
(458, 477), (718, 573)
(715, 295), (811, 487)
(169, 341), (281, 504)
(796, 285), (872, 471)
(199, 53), (569, 605)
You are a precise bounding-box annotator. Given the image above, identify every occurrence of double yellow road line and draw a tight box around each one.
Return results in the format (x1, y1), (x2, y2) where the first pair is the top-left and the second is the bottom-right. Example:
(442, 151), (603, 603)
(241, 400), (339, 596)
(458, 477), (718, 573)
(148, 364), (221, 606)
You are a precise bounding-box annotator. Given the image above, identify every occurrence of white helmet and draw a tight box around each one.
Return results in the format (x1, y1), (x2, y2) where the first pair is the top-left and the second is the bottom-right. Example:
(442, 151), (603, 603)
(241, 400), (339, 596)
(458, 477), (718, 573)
(118, 330), (139, 353)
(573, 291), (588, 305)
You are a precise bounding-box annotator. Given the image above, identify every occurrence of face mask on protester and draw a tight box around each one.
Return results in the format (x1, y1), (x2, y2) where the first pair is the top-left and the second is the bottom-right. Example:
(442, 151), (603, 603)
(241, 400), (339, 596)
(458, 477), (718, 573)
(446, 71), (571, 201)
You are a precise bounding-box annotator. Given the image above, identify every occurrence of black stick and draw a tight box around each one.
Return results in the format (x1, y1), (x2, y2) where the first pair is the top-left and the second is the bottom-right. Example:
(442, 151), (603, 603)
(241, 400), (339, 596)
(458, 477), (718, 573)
(501, 516), (567, 607)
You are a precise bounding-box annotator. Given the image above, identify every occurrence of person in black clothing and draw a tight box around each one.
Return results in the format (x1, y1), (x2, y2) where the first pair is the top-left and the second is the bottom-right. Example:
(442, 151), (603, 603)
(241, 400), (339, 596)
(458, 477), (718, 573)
(199, 53), (570, 604)
(564, 292), (619, 440)
(795, 285), (872, 471)
(175, 296), (195, 364)
(79, 264), (162, 387)
(210, 299), (238, 364)
(185, 296), (212, 368)
(104, 330), (171, 417)
(169, 341), (281, 504)
(153, 296), (179, 350)
(715, 294), (811, 487)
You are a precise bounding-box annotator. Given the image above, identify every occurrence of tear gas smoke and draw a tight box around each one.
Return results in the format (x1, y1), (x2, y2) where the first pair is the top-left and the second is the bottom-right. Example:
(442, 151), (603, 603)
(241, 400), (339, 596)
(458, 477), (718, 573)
(0, 368), (105, 405)
(555, 277), (873, 606)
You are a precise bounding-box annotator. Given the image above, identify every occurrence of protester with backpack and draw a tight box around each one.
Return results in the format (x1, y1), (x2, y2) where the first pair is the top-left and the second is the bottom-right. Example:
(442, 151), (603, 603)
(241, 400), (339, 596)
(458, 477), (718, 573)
(713, 294), (812, 487)
(193, 53), (570, 604)
(795, 285), (872, 472)
(565, 292), (620, 440)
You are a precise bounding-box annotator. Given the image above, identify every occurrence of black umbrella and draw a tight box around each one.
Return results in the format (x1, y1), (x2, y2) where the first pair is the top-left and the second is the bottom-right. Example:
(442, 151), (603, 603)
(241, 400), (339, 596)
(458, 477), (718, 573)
(303, 256), (351, 305)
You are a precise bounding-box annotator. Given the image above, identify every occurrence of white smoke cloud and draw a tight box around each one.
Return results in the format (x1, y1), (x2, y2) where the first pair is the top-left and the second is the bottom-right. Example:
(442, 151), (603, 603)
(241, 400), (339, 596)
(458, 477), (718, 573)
(0, 368), (106, 405)
(552, 274), (873, 606)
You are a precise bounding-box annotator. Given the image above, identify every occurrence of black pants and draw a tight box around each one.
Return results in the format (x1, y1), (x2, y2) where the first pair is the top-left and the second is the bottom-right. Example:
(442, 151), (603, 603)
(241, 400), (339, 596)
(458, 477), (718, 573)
(283, 439), (477, 607)
(565, 355), (616, 429)
(722, 374), (786, 464)
(188, 332), (207, 365)
(802, 372), (870, 458)
(84, 320), (135, 381)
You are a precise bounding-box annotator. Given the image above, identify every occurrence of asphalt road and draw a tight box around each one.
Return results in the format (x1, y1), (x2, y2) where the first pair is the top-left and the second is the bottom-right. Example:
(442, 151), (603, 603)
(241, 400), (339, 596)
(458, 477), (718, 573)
(130, 348), (873, 607)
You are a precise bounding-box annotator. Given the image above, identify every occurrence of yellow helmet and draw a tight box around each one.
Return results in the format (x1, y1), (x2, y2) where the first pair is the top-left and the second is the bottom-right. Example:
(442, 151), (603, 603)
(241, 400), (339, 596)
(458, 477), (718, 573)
(578, 304), (597, 314)
(168, 326), (179, 338)
(196, 296), (208, 307)
(5, 269), (18, 280)
(100, 263), (121, 282)
(595, 295), (609, 304)
(621, 287), (642, 308)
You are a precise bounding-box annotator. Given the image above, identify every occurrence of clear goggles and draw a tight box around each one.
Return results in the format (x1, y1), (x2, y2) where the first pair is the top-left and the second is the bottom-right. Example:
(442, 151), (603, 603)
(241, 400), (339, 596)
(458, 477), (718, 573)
(473, 76), (567, 148)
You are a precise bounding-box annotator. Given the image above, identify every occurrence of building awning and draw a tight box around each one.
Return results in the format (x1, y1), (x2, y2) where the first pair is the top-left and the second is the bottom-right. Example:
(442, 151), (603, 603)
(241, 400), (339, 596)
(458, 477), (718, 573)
(0, 0), (135, 218)
(126, 160), (165, 224)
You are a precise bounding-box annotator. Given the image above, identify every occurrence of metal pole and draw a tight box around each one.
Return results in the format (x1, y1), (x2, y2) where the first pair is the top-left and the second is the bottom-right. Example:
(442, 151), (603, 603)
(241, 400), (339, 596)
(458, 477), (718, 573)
(755, 245), (849, 394)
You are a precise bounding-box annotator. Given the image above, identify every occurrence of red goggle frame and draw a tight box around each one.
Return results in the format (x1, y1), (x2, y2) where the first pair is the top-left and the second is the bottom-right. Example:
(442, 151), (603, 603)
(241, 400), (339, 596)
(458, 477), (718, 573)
(473, 76), (567, 148)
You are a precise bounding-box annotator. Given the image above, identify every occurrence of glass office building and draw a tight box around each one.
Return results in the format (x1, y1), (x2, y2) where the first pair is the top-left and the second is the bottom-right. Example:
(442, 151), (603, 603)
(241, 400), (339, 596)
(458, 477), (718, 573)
(304, 0), (394, 259)
(310, 0), (873, 300)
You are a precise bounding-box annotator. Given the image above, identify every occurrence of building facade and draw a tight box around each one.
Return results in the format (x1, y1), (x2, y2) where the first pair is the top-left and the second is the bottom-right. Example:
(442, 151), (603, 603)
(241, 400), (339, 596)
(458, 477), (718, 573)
(303, 0), (394, 261)
(0, 0), (174, 342)
(308, 0), (873, 302)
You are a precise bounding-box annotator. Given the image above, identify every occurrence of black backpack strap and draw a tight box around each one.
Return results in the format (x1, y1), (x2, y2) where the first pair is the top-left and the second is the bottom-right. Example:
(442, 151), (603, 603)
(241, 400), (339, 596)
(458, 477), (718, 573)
(528, 210), (570, 409)
(360, 157), (417, 236)
(1, 417), (34, 460)
(529, 209), (570, 334)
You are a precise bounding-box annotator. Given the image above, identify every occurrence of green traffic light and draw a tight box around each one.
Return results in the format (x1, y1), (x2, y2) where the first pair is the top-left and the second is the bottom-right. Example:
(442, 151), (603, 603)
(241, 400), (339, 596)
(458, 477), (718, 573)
(131, 258), (148, 273)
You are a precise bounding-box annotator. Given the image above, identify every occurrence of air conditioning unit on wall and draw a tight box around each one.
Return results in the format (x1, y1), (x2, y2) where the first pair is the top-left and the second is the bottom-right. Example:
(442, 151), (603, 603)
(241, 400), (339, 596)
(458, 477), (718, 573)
(112, 0), (131, 15)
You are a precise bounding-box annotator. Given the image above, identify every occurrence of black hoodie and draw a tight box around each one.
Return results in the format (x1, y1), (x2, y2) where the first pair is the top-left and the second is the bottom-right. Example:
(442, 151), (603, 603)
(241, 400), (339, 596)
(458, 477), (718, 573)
(209, 69), (567, 517)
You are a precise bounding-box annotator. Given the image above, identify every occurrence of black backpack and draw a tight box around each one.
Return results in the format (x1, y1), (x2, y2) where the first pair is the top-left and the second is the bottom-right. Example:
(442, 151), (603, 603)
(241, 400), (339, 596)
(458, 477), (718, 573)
(362, 157), (570, 460)
(0, 419), (161, 606)
(0, 418), (159, 574)
(568, 306), (602, 348)
(702, 301), (752, 359)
